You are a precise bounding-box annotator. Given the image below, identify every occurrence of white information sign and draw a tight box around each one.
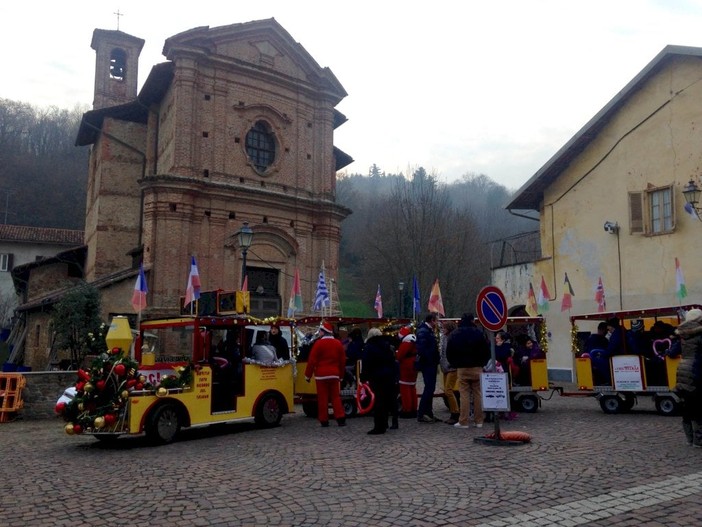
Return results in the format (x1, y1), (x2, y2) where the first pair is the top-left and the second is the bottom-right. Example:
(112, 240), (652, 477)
(481, 372), (510, 412)
(612, 355), (644, 391)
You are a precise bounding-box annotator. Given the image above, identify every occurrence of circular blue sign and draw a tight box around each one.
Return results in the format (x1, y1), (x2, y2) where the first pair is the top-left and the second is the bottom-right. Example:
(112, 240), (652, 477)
(476, 286), (508, 331)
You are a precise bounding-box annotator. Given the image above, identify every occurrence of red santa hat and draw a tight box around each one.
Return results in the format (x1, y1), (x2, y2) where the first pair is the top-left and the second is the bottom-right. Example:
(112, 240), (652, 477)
(319, 321), (334, 334)
(398, 326), (412, 338)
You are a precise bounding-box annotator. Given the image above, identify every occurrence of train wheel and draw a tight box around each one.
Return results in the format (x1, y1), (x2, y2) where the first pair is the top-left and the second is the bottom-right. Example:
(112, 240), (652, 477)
(599, 395), (621, 414)
(146, 403), (181, 444)
(655, 396), (679, 416)
(302, 401), (318, 418)
(343, 399), (358, 418)
(621, 393), (636, 412)
(516, 395), (539, 413)
(255, 393), (284, 428)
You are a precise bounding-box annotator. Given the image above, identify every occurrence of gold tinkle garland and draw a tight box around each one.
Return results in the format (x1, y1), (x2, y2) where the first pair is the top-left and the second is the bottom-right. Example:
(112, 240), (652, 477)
(571, 324), (580, 356)
(538, 320), (549, 354)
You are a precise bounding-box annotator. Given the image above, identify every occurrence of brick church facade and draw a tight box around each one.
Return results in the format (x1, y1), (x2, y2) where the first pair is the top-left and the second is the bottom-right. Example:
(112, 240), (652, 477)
(15, 19), (351, 369)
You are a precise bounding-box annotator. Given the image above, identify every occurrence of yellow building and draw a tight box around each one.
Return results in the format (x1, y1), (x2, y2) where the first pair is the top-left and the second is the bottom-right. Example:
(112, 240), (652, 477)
(493, 45), (702, 382)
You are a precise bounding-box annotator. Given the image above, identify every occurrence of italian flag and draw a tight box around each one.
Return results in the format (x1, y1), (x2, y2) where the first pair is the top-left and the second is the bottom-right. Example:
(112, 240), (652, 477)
(676, 257), (688, 300)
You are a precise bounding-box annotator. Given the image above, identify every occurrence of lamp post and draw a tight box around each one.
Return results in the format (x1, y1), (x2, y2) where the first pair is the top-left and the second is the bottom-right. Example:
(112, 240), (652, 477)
(683, 179), (702, 221)
(398, 281), (405, 318)
(237, 221), (253, 288)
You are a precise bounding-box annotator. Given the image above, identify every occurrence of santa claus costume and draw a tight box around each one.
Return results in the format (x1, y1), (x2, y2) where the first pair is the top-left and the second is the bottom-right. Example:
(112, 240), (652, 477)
(396, 326), (418, 418)
(304, 322), (347, 427)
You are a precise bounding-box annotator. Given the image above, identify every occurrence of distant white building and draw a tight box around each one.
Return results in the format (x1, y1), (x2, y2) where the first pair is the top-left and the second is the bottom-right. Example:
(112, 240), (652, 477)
(0, 225), (83, 329)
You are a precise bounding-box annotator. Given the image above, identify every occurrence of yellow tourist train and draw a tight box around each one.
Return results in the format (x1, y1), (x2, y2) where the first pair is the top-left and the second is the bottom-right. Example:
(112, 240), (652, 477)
(56, 305), (299, 444)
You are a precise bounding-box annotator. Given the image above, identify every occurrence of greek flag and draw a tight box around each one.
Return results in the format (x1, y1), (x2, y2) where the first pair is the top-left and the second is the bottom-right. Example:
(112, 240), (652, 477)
(312, 270), (330, 311)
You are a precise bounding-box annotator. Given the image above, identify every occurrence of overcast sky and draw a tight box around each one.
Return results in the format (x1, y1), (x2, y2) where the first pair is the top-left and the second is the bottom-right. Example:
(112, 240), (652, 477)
(3, 1), (702, 190)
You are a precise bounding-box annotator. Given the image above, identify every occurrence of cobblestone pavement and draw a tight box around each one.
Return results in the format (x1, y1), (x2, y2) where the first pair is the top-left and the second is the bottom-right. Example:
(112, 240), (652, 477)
(0, 390), (700, 527)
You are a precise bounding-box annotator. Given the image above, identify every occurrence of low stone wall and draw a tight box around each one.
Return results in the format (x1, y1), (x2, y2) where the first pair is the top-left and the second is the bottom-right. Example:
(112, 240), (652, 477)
(9, 371), (76, 420)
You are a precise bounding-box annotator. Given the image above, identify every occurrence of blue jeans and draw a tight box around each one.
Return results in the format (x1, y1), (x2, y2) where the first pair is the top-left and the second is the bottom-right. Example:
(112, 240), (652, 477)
(418, 365), (437, 418)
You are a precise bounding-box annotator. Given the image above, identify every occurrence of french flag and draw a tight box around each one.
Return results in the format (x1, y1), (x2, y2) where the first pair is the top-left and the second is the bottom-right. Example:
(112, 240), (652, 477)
(131, 263), (148, 313)
(184, 256), (201, 307)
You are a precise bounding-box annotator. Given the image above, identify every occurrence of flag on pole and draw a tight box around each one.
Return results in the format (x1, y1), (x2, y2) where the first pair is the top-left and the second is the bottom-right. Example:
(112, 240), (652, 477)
(374, 285), (383, 318)
(287, 268), (303, 317)
(675, 257), (688, 300)
(595, 276), (606, 312)
(131, 263), (148, 313)
(537, 276), (550, 312)
(312, 269), (330, 311)
(184, 256), (201, 307)
(561, 272), (574, 312)
(412, 276), (421, 317)
(427, 279), (445, 316)
(526, 282), (539, 316)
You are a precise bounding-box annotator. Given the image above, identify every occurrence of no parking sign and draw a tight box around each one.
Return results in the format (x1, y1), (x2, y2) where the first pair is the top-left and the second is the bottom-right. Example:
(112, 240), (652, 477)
(475, 286), (508, 331)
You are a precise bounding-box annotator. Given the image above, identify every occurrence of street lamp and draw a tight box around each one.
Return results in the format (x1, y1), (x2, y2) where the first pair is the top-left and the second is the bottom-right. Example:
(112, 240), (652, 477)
(682, 179), (702, 221)
(237, 221), (253, 288)
(398, 281), (405, 318)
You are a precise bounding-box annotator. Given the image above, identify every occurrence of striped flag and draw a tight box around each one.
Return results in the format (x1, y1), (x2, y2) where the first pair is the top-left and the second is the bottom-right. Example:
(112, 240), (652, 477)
(537, 276), (550, 312)
(595, 276), (606, 312)
(561, 272), (574, 312)
(526, 282), (539, 316)
(287, 268), (303, 317)
(374, 284), (383, 318)
(676, 257), (688, 300)
(312, 269), (330, 311)
(131, 263), (148, 313)
(184, 256), (201, 307)
(427, 279), (445, 316)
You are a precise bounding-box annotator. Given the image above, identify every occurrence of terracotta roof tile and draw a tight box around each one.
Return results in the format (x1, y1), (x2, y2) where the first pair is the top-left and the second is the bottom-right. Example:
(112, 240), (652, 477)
(0, 224), (84, 245)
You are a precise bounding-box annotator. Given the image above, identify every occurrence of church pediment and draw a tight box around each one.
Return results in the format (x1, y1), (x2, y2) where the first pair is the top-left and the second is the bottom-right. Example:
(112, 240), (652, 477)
(163, 19), (346, 102)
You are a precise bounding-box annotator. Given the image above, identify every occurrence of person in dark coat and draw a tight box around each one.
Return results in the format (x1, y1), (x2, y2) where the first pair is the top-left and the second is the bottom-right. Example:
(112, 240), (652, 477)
(446, 313), (490, 428)
(674, 308), (702, 447)
(494, 331), (514, 374)
(268, 324), (290, 360)
(362, 328), (399, 435)
(606, 317), (629, 356)
(513, 334), (544, 386)
(415, 313), (441, 423)
(583, 322), (609, 357)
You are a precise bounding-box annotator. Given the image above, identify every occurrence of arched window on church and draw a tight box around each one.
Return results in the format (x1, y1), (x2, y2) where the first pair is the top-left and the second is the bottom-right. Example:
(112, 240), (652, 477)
(245, 120), (276, 173)
(109, 48), (127, 81)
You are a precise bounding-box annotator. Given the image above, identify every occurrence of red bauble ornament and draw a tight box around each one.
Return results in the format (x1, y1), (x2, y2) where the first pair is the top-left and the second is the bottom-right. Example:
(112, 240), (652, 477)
(114, 364), (126, 377)
(103, 413), (116, 426)
(126, 379), (137, 388)
(75, 381), (85, 393)
(73, 424), (83, 434)
(77, 369), (91, 381)
(55, 402), (65, 414)
(96, 380), (106, 391)
(111, 347), (121, 355)
(135, 383), (144, 390)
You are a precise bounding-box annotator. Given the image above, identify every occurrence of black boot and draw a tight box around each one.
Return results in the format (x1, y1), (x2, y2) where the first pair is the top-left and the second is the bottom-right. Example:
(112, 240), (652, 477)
(390, 416), (399, 430)
(445, 413), (459, 425)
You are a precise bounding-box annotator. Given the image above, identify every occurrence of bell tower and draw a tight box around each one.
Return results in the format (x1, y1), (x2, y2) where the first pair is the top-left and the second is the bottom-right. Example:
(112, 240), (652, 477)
(90, 29), (145, 109)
